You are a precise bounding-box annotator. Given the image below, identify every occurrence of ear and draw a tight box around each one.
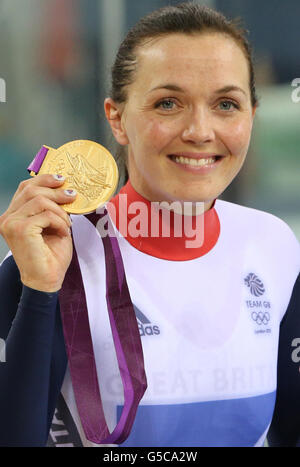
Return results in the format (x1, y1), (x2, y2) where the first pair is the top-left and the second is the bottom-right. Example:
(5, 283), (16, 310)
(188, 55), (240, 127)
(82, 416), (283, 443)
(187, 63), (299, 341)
(104, 98), (129, 146)
(252, 103), (257, 119)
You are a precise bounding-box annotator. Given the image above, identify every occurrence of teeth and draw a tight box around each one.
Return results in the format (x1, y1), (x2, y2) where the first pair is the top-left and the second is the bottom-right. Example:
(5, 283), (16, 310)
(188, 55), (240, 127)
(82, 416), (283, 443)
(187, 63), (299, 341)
(173, 156), (217, 166)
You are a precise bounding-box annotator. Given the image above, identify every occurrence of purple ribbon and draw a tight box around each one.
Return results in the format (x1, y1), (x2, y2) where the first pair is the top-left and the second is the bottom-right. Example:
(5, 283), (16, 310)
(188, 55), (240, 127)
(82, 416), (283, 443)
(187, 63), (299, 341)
(27, 147), (147, 444)
(27, 146), (49, 174)
(58, 211), (147, 444)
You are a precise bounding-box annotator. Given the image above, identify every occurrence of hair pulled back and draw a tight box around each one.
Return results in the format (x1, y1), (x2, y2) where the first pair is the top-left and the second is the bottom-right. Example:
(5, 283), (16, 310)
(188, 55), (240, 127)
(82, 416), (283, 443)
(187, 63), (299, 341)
(109, 2), (258, 184)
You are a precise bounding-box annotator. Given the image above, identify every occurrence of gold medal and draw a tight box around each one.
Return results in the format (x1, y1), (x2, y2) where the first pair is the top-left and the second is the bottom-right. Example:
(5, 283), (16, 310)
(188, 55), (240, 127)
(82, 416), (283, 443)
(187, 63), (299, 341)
(30, 140), (119, 214)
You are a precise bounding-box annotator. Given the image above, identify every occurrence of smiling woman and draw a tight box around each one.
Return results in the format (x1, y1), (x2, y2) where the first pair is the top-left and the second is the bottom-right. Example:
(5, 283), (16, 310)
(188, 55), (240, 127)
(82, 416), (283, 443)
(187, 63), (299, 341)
(0, 2), (300, 449)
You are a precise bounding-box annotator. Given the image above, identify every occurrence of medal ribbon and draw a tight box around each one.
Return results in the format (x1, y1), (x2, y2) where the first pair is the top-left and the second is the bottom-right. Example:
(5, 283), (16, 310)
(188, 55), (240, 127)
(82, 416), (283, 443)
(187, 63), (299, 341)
(27, 147), (147, 445)
(58, 212), (147, 444)
(27, 145), (50, 174)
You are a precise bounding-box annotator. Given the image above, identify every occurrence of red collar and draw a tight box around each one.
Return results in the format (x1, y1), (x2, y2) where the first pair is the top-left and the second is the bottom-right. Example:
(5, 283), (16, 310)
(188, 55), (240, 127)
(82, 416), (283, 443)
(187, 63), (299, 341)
(109, 181), (220, 261)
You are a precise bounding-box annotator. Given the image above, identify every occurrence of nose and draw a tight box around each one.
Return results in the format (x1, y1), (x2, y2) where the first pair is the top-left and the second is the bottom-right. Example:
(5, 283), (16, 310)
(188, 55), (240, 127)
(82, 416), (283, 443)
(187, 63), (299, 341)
(181, 108), (215, 144)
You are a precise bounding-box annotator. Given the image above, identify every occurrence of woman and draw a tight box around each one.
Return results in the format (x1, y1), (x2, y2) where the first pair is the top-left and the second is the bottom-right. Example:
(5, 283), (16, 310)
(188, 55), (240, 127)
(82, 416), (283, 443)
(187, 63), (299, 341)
(0, 3), (300, 447)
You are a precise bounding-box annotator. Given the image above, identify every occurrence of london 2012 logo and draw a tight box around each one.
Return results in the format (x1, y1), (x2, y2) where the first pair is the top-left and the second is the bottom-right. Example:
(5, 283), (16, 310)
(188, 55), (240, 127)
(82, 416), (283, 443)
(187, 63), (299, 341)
(244, 273), (265, 297)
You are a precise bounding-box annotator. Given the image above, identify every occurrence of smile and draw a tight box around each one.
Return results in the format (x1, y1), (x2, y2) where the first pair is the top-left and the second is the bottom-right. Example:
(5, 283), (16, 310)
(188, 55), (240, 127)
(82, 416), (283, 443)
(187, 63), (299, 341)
(171, 155), (217, 166)
(168, 153), (223, 173)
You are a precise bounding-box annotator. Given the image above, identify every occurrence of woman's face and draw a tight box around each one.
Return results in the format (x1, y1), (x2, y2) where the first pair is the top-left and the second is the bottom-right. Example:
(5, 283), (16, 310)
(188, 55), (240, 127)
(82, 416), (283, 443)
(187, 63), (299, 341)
(106, 33), (256, 209)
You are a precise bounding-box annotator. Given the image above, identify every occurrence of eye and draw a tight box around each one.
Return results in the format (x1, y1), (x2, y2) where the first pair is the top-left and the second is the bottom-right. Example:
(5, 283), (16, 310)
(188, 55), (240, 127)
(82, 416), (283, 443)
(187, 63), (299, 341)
(218, 100), (240, 111)
(155, 98), (177, 111)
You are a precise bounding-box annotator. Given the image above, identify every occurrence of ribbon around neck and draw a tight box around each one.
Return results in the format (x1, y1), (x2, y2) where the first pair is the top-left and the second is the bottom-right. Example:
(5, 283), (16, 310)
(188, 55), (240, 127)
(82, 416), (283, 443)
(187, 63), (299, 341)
(58, 210), (147, 444)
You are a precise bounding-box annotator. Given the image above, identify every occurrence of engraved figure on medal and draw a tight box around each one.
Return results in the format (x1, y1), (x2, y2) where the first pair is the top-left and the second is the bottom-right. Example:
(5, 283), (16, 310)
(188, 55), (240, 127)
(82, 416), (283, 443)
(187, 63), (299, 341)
(65, 151), (111, 201)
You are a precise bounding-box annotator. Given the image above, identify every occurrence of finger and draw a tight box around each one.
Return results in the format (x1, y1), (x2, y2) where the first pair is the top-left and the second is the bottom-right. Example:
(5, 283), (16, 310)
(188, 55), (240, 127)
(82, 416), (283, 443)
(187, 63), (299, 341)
(7, 176), (77, 216)
(21, 173), (67, 190)
(23, 210), (71, 238)
(13, 195), (73, 228)
(9, 174), (66, 205)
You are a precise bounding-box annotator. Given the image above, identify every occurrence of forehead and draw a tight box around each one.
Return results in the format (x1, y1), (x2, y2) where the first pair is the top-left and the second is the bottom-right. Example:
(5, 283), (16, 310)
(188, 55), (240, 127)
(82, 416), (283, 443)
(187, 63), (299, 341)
(133, 33), (250, 92)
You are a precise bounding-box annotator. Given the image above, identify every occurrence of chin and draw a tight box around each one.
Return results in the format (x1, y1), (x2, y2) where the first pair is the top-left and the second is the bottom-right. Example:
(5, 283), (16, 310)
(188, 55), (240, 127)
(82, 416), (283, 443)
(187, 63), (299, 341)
(166, 190), (217, 206)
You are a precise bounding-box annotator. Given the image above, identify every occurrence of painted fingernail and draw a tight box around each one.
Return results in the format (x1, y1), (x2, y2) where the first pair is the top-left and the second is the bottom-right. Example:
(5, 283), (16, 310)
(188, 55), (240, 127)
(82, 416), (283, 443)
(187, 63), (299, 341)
(64, 189), (77, 196)
(53, 174), (65, 181)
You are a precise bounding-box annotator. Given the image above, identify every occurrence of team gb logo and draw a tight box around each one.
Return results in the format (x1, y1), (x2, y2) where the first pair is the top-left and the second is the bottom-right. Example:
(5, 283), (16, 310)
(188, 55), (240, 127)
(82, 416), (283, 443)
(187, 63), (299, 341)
(244, 273), (265, 297)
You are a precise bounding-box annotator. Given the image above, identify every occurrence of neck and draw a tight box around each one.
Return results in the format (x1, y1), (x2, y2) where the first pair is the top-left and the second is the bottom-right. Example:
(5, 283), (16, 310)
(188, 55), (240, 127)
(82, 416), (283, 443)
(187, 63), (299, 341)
(108, 180), (220, 261)
(128, 180), (215, 214)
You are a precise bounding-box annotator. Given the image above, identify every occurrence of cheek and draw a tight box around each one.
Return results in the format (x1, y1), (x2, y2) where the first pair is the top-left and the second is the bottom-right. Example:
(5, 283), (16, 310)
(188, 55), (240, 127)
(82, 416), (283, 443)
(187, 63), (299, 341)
(133, 116), (179, 153)
(222, 118), (253, 155)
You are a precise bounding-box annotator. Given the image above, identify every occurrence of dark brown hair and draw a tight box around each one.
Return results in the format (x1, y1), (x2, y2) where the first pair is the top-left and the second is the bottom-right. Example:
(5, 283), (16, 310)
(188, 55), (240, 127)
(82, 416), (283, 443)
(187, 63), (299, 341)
(109, 2), (258, 185)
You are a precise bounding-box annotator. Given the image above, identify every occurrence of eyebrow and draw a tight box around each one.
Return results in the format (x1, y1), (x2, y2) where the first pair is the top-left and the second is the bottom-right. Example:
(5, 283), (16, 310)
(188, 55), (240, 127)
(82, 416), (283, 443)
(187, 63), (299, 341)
(149, 84), (247, 96)
(215, 85), (247, 97)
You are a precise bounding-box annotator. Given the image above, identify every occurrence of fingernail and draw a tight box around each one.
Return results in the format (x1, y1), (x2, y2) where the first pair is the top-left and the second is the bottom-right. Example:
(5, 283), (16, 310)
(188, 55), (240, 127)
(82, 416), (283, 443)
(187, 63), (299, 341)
(64, 189), (77, 196)
(53, 174), (65, 181)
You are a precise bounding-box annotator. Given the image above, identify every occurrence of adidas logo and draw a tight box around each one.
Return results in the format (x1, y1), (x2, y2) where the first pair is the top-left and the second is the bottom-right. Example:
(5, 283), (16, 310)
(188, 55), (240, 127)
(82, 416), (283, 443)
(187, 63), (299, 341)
(134, 305), (160, 337)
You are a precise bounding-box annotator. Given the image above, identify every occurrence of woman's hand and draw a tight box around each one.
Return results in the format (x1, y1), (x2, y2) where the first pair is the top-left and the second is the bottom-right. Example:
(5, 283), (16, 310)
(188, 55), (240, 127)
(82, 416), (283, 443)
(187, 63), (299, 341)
(0, 174), (77, 292)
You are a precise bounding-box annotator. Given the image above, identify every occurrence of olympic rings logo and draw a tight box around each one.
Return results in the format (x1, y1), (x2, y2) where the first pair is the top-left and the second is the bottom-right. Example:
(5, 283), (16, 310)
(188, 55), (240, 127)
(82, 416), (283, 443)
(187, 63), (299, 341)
(251, 311), (270, 325)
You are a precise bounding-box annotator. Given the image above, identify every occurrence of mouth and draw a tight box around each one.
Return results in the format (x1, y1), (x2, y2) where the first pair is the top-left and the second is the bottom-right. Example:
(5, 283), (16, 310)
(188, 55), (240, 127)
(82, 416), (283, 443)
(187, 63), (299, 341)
(169, 155), (221, 166)
(168, 153), (224, 168)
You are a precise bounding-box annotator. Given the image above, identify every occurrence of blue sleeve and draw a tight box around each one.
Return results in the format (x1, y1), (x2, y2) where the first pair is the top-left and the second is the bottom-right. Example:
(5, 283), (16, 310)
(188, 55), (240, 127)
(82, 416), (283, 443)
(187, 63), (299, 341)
(0, 255), (67, 446)
(267, 273), (300, 447)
